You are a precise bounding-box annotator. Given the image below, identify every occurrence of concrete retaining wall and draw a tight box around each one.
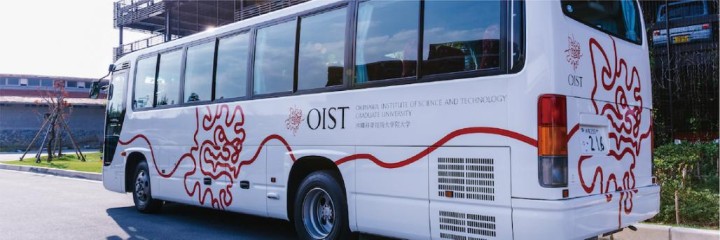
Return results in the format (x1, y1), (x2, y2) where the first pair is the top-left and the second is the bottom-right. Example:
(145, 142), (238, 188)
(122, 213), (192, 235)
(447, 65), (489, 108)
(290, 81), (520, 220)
(0, 104), (103, 151)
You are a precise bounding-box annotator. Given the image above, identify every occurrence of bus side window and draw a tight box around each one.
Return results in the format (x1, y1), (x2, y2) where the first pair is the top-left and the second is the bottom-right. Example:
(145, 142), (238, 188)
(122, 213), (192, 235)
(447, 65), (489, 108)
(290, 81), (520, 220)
(134, 56), (157, 109)
(355, 0), (419, 83)
(155, 50), (183, 106)
(422, 1), (501, 75)
(254, 20), (296, 95)
(297, 7), (347, 90)
(184, 41), (215, 103)
(216, 33), (250, 100)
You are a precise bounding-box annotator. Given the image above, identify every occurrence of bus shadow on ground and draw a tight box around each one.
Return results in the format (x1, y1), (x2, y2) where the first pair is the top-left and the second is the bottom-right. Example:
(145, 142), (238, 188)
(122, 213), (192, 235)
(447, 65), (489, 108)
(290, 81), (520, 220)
(105, 202), (296, 240)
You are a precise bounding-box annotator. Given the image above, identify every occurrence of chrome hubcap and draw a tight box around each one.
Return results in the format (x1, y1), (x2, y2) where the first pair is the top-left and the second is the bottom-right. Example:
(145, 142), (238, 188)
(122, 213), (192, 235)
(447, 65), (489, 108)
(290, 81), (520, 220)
(135, 170), (149, 203)
(302, 188), (335, 239)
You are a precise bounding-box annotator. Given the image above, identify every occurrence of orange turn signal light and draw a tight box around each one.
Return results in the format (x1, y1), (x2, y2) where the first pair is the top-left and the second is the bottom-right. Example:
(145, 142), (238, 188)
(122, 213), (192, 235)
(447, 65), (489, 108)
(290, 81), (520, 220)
(538, 95), (568, 156)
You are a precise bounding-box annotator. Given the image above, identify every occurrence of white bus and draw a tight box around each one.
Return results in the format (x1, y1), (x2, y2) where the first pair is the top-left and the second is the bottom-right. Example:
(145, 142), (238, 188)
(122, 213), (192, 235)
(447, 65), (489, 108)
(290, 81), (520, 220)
(94, 0), (659, 239)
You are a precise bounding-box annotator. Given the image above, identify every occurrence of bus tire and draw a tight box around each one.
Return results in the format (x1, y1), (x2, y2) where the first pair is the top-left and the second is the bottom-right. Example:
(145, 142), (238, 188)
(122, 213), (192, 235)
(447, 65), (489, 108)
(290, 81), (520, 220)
(293, 170), (351, 240)
(132, 161), (162, 213)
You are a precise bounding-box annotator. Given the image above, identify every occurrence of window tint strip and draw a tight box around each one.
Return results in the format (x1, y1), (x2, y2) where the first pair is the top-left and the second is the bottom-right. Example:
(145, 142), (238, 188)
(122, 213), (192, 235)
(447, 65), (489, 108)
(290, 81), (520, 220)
(211, 38), (218, 101)
(293, 17), (301, 93)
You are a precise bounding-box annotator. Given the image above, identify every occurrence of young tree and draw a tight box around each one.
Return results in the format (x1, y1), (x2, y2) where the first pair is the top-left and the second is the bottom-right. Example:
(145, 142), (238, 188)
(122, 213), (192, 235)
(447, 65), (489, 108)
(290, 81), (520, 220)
(32, 80), (73, 163)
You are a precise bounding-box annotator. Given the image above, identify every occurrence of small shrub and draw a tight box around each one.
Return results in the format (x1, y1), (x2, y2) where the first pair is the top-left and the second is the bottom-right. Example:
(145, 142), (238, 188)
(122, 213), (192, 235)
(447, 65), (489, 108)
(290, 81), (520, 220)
(649, 142), (719, 228)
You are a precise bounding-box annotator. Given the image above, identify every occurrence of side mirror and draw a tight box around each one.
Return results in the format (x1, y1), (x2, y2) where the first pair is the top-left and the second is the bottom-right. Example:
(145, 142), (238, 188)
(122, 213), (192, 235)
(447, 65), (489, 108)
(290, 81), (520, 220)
(108, 64), (116, 72)
(89, 82), (101, 99)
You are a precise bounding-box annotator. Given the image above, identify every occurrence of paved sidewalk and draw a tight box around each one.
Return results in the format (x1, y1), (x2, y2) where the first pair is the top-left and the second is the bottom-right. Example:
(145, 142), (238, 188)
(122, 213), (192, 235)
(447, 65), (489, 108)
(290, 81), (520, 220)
(0, 150), (99, 161)
(0, 163), (101, 181)
(604, 223), (719, 240)
(0, 152), (43, 161)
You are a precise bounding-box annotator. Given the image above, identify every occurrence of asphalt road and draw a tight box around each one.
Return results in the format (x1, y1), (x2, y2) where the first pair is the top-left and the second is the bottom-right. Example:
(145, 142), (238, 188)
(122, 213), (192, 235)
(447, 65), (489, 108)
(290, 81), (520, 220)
(0, 170), (694, 240)
(0, 169), (296, 240)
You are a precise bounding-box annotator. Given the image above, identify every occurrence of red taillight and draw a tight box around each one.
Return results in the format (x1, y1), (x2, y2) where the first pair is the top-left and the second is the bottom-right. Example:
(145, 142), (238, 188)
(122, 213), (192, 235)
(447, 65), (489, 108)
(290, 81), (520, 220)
(537, 95), (568, 188)
(538, 95), (567, 156)
(702, 23), (711, 29)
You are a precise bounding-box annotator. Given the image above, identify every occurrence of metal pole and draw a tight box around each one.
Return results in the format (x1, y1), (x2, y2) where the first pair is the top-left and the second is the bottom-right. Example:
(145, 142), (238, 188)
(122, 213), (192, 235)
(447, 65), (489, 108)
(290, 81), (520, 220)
(119, 26), (124, 48)
(19, 117), (50, 161)
(665, 0), (674, 142)
(197, 1), (200, 32)
(239, 0), (244, 21)
(35, 113), (55, 163)
(165, 4), (171, 42)
(58, 114), (85, 162)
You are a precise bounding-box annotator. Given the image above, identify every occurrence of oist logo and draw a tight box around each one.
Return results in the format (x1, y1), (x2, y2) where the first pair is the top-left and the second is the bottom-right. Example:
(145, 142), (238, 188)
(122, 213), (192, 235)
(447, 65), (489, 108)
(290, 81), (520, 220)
(306, 107), (349, 130)
(564, 34), (582, 71)
(285, 106), (304, 136)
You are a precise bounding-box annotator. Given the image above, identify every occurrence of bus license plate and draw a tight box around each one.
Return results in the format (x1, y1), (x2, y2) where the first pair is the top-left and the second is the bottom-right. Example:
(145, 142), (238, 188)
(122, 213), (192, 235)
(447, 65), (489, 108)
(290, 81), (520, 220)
(673, 35), (689, 44)
(580, 126), (606, 154)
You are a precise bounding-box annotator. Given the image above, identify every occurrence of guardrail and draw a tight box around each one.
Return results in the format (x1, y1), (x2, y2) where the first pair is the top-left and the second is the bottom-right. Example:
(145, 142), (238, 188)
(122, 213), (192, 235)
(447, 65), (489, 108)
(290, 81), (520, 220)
(114, 0), (165, 28)
(113, 34), (179, 60)
(235, 0), (309, 22)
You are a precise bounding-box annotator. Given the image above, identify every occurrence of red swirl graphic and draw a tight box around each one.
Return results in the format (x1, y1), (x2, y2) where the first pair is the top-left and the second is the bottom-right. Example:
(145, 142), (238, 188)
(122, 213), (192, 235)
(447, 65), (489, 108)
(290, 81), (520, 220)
(576, 36), (652, 228)
(120, 105), (297, 209)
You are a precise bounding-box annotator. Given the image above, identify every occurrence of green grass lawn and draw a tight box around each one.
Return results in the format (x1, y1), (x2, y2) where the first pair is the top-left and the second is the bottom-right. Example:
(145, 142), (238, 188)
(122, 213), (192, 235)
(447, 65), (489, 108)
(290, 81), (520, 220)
(3, 152), (102, 173)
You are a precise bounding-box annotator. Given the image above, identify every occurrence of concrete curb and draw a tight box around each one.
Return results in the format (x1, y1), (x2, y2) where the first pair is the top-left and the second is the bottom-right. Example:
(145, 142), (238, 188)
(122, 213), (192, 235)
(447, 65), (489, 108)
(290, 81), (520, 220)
(671, 226), (720, 240)
(609, 223), (719, 240)
(0, 163), (101, 181)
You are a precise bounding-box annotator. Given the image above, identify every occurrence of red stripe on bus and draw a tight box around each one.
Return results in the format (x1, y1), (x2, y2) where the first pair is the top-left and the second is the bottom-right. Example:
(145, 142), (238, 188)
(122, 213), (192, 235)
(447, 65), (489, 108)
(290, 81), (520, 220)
(334, 127), (537, 168)
(118, 134), (179, 178)
(567, 124), (580, 142)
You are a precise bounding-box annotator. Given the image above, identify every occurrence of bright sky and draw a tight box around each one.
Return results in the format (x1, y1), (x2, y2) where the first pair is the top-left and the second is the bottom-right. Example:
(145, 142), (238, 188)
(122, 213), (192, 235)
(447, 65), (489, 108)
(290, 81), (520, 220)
(0, 0), (150, 79)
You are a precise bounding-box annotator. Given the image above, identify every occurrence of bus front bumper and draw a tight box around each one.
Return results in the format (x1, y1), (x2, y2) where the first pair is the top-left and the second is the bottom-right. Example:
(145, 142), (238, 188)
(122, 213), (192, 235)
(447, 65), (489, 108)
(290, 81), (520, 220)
(511, 185), (660, 240)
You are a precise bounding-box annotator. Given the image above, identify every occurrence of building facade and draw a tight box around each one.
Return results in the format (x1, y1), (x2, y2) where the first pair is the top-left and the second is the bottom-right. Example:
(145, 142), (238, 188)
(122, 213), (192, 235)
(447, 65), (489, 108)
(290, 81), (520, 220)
(0, 74), (105, 151)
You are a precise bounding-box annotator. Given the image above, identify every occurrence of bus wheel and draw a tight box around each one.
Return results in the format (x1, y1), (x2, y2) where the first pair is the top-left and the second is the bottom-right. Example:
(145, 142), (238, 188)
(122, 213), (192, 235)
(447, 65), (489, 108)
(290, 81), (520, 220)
(132, 161), (162, 213)
(294, 170), (351, 240)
